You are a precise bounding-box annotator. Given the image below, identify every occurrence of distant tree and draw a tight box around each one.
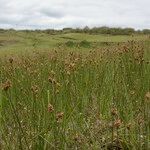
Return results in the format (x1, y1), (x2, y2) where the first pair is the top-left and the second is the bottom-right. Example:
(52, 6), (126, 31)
(142, 29), (150, 34)
(8, 28), (16, 32)
(63, 28), (73, 31)
(123, 28), (135, 35)
(83, 26), (90, 33)
(63, 28), (73, 33)
(0, 29), (5, 33)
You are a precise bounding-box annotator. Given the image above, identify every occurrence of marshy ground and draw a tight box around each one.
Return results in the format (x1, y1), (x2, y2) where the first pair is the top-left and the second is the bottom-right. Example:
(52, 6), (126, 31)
(0, 31), (150, 149)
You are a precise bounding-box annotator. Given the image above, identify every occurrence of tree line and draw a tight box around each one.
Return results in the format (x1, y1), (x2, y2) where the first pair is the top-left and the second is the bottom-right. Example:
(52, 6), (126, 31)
(0, 26), (150, 35)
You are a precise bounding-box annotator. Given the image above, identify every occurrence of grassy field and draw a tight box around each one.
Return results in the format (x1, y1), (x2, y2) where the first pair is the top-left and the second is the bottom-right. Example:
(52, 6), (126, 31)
(0, 32), (150, 149)
(0, 31), (149, 54)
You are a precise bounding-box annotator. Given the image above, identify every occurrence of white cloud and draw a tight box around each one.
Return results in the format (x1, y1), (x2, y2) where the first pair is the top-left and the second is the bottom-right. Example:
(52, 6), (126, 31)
(0, 0), (149, 29)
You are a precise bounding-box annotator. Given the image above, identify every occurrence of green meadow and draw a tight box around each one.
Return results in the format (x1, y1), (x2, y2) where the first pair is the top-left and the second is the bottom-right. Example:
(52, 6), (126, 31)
(0, 31), (149, 53)
(0, 31), (150, 149)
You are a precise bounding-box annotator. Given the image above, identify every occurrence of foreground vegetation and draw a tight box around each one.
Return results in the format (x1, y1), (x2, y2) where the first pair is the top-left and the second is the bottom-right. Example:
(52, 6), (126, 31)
(0, 31), (150, 149)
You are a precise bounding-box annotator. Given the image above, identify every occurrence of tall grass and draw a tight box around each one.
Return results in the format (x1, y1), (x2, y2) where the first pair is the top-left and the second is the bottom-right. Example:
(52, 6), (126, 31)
(0, 41), (150, 149)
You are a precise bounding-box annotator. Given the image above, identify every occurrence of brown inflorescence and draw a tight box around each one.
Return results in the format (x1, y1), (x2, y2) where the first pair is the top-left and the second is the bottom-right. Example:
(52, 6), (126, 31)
(56, 112), (64, 122)
(114, 119), (122, 128)
(1, 80), (12, 91)
(111, 107), (118, 116)
(31, 85), (39, 95)
(48, 103), (54, 113)
(145, 92), (150, 100)
(9, 57), (14, 64)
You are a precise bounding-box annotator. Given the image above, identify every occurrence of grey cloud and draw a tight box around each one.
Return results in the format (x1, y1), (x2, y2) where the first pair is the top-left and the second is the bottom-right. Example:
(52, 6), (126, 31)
(39, 7), (65, 18)
(0, 0), (150, 29)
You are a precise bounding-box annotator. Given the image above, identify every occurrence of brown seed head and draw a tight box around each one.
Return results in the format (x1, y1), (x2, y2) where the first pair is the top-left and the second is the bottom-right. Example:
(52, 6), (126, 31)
(138, 118), (144, 125)
(48, 76), (53, 83)
(145, 92), (150, 100)
(48, 103), (54, 113)
(74, 134), (80, 142)
(48, 76), (57, 84)
(114, 119), (122, 128)
(111, 108), (118, 116)
(9, 58), (14, 64)
(56, 112), (64, 122)
(69, 63), (75, 70)
(1, 80), (12, 91)
(31, 85), (38, 94)
(127, 123), (132, 130)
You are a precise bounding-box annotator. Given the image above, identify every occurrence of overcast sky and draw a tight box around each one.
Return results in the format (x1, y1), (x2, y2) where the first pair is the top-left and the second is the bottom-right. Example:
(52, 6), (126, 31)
(0, 0), (150, 29)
